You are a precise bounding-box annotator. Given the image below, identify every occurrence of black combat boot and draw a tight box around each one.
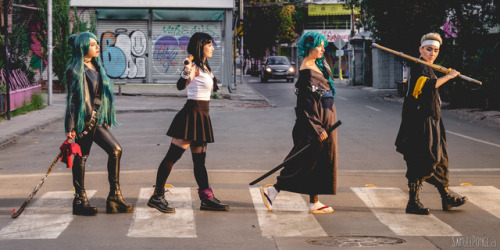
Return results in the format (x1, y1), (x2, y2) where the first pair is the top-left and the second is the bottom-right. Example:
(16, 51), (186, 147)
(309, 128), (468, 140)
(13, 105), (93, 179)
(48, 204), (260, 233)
(199, 188), (229, 211)
(147, 186), (175, 213)
(437, 186), (468, 211)
(406, 180), (430, 215)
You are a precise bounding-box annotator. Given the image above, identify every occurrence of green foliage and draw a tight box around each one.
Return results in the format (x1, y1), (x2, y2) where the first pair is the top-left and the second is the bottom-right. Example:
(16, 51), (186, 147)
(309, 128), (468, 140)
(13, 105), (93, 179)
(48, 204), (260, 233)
(34, 0), (72, 90)
(244, 1), (298, 59)
(360, 0), (448, 54)
(71, 7), (96, 34)
(0, 6), (36, 83)
(0, 93), (45, 120)
(357, 0), (499, 109)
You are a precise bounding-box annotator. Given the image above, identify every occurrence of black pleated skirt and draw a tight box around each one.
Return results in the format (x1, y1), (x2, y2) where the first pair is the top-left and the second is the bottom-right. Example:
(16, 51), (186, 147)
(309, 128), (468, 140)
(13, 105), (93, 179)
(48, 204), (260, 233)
(167, 100), (214, 143)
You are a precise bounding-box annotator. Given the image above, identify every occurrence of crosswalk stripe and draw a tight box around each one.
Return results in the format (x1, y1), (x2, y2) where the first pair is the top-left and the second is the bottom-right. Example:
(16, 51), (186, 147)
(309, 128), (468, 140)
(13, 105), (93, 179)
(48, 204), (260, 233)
(127, 187), (196, 238)
(351, 187), (461, 236)
(249, 187), (327, 237)
(450, 186), (500, 219)
(0, 190), (96, 239)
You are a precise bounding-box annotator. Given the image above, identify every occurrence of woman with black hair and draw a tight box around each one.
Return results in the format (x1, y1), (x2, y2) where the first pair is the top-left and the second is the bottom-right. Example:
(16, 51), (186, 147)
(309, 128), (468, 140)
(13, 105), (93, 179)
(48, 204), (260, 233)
(260, 31), (338, 214)
(65, 32), (134, 215)
(148, 32), (229, 213)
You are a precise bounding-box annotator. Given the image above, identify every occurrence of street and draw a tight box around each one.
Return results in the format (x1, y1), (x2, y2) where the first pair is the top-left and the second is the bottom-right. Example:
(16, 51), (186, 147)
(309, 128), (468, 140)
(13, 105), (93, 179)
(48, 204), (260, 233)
(0, 76), (499, 249)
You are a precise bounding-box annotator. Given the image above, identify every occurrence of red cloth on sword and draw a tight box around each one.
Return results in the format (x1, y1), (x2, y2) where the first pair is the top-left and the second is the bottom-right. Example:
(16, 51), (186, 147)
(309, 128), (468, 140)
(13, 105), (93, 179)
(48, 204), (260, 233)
(59, 140), (82, 168)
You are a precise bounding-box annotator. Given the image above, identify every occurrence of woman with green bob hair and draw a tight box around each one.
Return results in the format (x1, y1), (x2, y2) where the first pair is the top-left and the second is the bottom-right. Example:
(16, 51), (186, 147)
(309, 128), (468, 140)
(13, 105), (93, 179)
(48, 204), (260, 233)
(260, 31), (339, 214)
(65, 32), (134, 215)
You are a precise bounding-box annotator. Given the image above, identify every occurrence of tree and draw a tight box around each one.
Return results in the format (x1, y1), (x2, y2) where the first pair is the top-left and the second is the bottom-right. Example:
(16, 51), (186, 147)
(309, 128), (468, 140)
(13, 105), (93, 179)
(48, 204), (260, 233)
(244, 0), (298, 59)
(0, 0), (35, 82)
(443, 0), (499, 109)
(357, 0), (499, 109)
(359, 0), (448, 55)
(34, 0), (71, 90)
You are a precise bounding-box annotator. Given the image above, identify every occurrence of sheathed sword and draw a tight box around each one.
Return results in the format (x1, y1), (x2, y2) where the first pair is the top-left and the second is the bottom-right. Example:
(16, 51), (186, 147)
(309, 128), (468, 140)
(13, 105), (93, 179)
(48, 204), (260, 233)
(372, 43), (482, 85)
(249, 120), (342, 186)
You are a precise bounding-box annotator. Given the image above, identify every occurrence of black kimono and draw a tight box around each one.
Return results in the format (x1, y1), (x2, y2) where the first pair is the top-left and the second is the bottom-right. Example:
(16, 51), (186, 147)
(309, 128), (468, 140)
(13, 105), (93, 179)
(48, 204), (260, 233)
(395, 62), (449, 186)
(276, 69), (338, 195)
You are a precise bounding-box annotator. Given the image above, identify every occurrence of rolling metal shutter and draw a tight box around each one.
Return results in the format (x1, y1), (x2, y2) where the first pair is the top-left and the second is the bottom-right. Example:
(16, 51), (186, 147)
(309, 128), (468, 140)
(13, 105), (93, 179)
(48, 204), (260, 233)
(96, 20), (149, 83)
(151, 21), (223, 83)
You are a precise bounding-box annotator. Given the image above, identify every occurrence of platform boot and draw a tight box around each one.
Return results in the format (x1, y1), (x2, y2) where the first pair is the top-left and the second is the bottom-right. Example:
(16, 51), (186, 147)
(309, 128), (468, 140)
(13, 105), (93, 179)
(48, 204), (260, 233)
(106, 148), (134, 213)
(72, 155), (97, 215)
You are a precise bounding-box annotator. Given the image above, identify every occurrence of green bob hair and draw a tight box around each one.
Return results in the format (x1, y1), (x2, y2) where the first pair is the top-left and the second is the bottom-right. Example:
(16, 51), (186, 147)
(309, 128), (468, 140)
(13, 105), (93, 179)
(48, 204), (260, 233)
(297, 31), (328, 58)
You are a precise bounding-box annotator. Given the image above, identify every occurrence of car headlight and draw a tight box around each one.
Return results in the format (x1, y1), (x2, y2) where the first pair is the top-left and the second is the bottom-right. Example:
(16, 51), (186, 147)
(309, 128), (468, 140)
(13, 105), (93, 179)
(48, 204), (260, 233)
(288, 67), (294, 73)
(265, 67), (272, 73)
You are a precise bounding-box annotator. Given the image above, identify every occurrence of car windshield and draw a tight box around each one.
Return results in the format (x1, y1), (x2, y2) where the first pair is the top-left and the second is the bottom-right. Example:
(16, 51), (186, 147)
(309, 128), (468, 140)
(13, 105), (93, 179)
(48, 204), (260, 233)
(267, 57), (289, 65)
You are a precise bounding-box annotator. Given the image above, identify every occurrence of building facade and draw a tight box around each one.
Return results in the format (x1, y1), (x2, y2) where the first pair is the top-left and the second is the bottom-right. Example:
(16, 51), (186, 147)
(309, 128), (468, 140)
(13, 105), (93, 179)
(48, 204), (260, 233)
(70, 0), (234, 86)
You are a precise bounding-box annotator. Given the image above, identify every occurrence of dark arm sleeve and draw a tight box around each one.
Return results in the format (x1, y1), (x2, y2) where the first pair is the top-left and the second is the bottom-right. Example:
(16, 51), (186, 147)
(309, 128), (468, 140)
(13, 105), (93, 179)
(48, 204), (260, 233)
(176, 77), (187, 90)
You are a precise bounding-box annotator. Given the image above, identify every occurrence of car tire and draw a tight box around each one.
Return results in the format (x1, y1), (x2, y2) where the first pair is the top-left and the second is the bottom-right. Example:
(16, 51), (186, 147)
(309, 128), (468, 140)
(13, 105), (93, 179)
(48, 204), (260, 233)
(261, 75), (268, 83)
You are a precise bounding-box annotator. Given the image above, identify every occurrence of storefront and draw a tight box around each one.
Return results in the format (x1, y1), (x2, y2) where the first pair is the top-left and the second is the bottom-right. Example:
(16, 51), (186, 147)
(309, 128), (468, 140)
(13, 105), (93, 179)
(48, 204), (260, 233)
(71, 0), (234, 85)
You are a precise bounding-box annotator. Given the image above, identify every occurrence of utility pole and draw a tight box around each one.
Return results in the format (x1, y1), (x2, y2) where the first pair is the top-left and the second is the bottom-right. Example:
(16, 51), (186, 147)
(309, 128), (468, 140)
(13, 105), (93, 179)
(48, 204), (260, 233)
(239, 0), (244, 84)
(47, 0), (53, 106)
(3, 0), (12, 119)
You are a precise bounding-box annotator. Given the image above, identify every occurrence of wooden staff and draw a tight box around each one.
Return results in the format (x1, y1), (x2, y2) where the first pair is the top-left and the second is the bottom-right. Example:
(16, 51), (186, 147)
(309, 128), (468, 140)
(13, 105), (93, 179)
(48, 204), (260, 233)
(372, 43), (482, 85)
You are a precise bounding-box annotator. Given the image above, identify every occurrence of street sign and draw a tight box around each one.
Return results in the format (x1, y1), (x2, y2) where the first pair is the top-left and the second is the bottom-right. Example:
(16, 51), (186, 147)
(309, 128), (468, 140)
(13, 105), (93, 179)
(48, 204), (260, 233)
(334, 39), (346, 49)
(336, 50), (344, 56)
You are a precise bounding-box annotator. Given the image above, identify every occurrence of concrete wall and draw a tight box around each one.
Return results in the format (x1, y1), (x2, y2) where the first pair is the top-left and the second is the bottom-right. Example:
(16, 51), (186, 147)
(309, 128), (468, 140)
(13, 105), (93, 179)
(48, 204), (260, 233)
(371, 47), (398, 89)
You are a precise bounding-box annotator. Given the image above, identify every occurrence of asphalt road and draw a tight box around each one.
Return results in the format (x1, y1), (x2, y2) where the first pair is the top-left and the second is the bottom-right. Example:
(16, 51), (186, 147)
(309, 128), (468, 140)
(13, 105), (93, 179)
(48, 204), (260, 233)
(0, 76), (499, 249)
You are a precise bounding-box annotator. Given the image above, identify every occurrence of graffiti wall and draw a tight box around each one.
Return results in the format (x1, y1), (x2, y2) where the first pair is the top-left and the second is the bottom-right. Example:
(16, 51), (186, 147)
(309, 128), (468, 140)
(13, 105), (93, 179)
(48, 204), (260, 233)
(96, 20), (223, 83)
(151, 22), (222, 83)
(97, 20), (148, 81)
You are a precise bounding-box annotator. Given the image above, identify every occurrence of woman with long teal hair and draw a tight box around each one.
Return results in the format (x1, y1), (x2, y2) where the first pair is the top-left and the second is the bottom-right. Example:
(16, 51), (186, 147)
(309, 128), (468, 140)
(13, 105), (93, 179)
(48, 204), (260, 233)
(260, 31), (338, 214)
(65, 32), (133, 215)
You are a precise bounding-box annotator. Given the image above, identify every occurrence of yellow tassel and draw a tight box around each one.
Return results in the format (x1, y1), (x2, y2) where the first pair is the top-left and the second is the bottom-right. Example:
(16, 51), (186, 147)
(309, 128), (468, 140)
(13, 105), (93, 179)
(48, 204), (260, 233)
(412, 76), (429, 99)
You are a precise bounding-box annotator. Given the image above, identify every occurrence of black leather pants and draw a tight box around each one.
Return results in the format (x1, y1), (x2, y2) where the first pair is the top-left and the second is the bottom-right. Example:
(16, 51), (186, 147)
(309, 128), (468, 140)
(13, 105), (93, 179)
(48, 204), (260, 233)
(72, 124), (123, 193)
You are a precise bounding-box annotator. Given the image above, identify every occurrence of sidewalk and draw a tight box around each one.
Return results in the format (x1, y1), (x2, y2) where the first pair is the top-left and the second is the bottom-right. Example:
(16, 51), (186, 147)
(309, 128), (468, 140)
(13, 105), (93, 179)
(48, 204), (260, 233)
(0, 81), (266, 148)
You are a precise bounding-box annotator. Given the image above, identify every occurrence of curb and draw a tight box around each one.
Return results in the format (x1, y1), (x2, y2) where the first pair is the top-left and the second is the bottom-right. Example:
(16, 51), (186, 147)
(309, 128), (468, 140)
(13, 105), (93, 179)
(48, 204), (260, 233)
(0, 116), (64, 148)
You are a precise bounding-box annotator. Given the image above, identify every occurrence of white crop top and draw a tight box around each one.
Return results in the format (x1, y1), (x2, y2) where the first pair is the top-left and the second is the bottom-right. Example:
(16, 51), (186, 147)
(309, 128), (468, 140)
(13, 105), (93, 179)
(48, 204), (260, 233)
(187, 69), (213, 101)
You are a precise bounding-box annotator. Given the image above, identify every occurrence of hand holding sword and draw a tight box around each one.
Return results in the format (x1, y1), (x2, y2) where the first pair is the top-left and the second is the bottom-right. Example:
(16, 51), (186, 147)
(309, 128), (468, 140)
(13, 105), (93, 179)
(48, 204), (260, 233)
(249, 120), (342, 186)
(11, 131), (78, 218)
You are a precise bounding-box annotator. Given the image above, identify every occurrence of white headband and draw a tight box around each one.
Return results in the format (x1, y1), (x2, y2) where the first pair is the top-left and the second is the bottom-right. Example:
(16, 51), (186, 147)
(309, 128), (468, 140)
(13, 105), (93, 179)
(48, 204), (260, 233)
(421, 40), (440, 48)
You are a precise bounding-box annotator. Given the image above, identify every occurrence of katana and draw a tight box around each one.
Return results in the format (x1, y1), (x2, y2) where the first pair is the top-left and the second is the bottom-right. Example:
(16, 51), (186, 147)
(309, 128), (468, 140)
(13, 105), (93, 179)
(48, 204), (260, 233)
(249, 120), (342, 186)
(372, 43), (482, 85)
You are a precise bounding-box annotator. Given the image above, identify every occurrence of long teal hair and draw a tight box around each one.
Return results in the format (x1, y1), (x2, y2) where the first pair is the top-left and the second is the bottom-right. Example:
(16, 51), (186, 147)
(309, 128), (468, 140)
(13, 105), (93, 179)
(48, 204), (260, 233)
(297, 31), (335, 95)
(65, 32), (117, 133)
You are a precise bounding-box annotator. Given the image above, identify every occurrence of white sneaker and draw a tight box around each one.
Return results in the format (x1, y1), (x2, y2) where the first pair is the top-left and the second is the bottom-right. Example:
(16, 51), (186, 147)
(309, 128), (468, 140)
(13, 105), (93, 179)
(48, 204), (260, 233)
(260, 186), (278, 211)
(309, 201), (334, 214)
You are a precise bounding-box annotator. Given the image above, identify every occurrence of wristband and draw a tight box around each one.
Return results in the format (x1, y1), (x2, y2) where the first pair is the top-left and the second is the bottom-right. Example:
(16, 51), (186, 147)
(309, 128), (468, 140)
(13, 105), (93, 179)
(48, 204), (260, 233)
(180, 69), (190, 79)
